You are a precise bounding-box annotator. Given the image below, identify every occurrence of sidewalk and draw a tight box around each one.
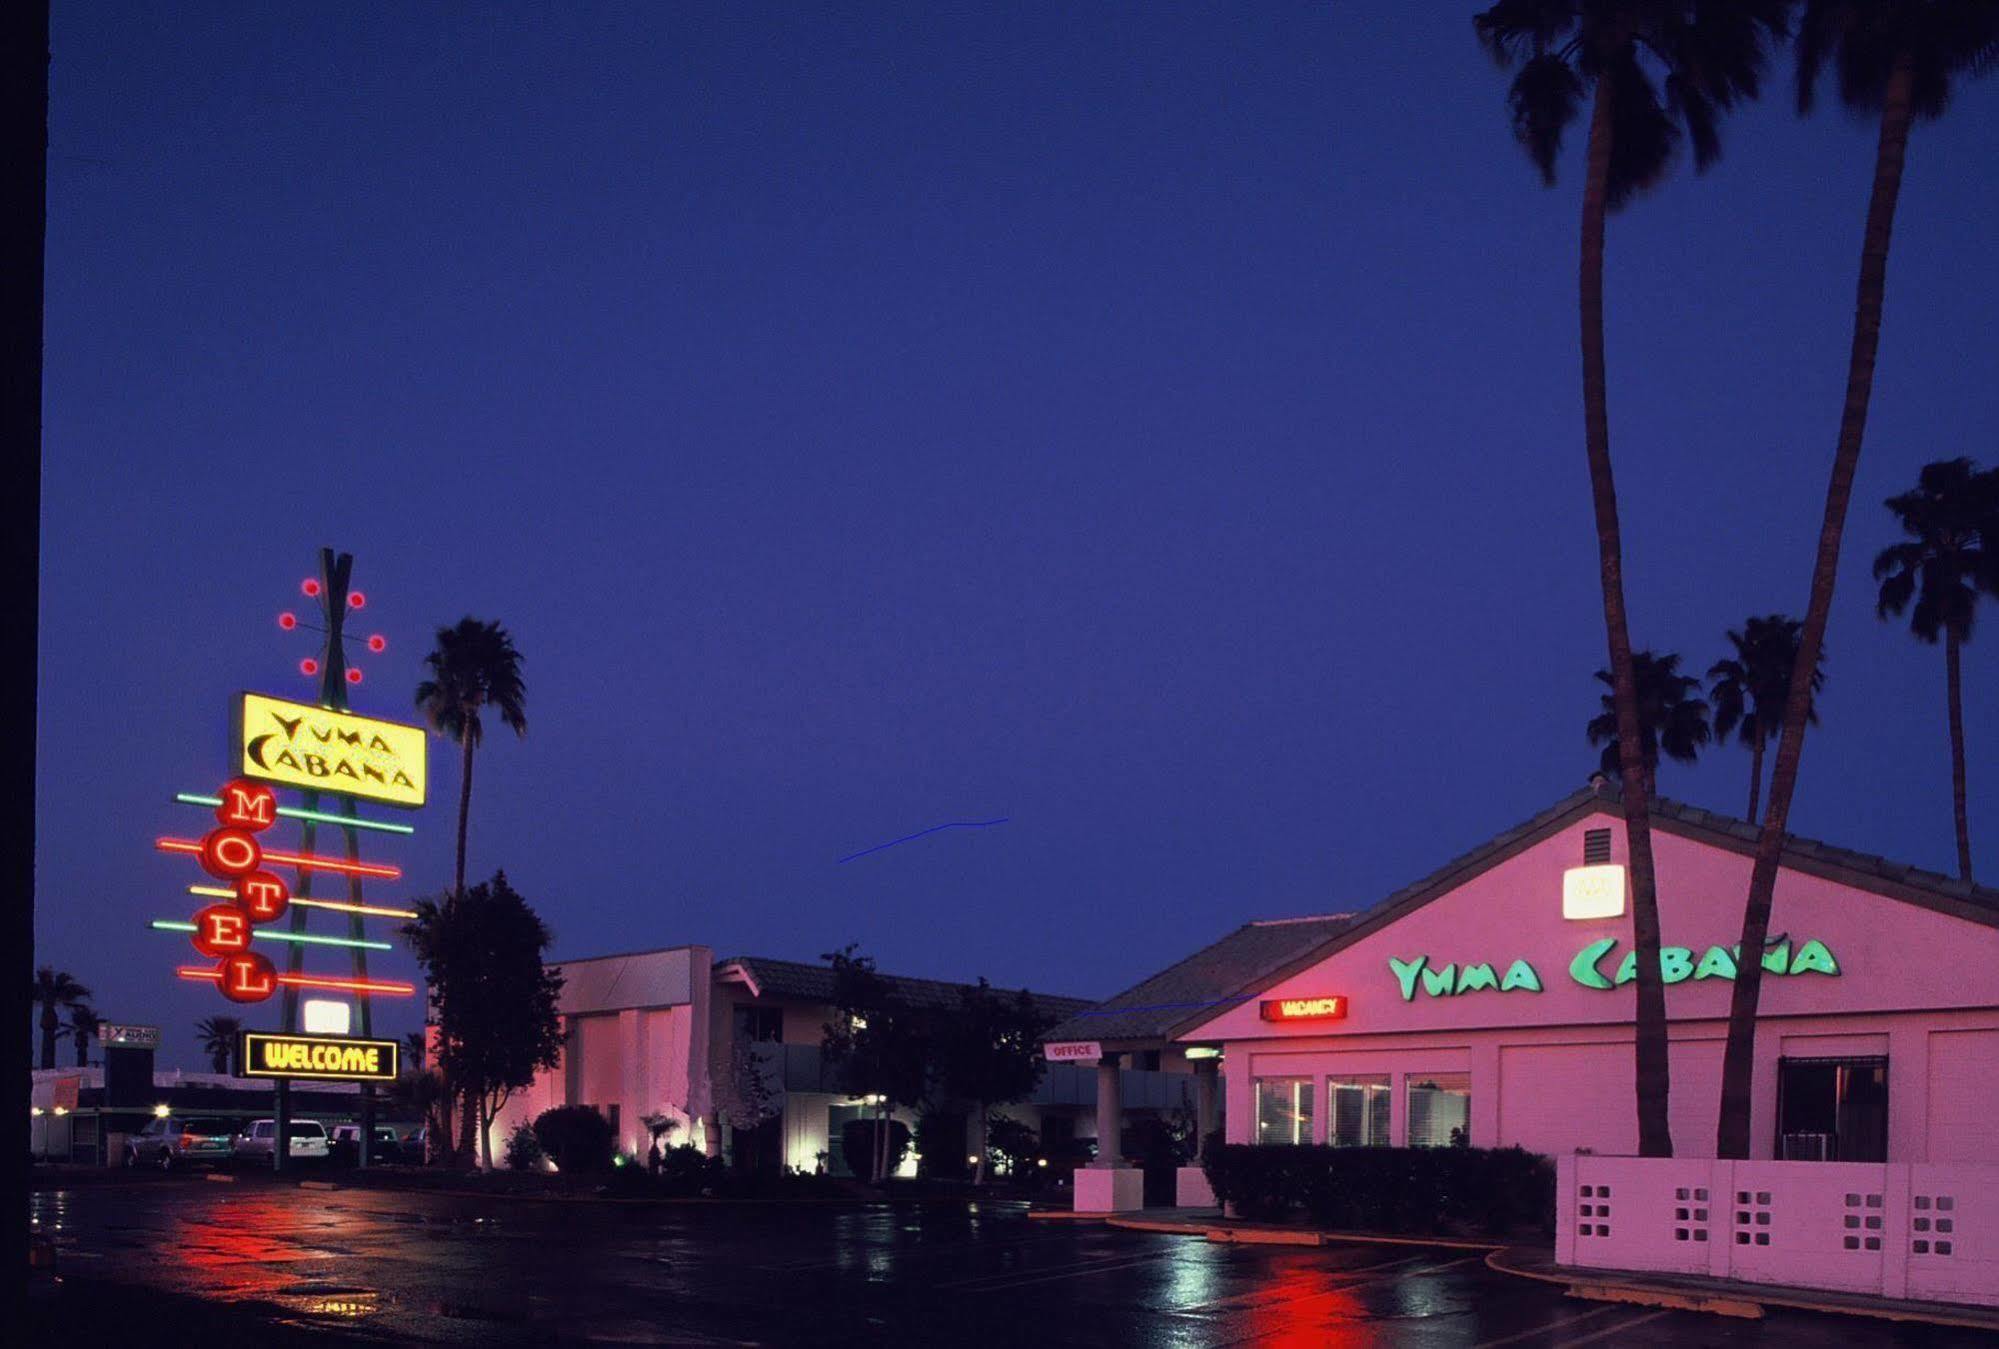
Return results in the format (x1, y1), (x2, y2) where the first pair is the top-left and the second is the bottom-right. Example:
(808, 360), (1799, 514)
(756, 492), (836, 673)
(1488, 1245), (1999, 1332)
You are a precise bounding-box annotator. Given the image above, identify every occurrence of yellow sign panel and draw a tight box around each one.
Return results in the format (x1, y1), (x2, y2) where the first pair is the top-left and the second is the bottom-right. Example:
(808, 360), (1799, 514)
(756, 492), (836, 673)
(238, 1032), (400, 1083)
(236, 692), (427, 808)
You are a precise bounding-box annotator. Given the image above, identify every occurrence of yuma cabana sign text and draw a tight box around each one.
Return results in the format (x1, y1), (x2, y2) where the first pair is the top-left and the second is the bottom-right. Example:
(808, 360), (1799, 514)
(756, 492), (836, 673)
(1389, 937), (1838, 1002)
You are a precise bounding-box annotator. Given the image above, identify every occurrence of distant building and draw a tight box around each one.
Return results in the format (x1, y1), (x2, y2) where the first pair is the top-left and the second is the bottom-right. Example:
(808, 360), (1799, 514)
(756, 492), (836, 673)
(489, 948), (1203, 1175)
(30, 1065), (373, 1165)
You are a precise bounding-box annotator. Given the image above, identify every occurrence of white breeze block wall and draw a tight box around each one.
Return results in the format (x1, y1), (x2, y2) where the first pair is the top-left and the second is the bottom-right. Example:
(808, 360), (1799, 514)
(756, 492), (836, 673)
(1556, 1155), (1999, 1308)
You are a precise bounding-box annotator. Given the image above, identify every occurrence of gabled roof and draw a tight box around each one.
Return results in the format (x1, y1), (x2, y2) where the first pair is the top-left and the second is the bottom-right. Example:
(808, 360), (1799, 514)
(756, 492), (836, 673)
(714, 954), (1093, 1022)
(1040, 914), (1360, 1048)
(1184, 782), (1999, 1033)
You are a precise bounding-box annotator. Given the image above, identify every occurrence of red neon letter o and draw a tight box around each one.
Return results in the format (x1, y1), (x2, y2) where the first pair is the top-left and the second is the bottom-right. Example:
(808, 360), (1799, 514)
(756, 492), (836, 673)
(200, 828), (262, 879)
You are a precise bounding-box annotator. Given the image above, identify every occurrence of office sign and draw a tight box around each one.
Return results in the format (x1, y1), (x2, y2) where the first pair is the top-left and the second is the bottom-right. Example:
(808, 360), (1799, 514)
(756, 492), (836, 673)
(236, 692), (428, 808)
(1044, 1041), (1102, 1063)
(237, 1031), (400, 1083)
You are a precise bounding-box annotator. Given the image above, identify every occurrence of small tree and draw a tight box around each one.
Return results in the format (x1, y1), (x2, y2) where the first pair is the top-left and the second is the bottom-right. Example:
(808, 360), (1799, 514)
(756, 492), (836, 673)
(934, 980), (1055, 1184)
(533, 1105), (614, 1174)
(194, 1015), (243, 1074)
(711, 1038), (782, 1163)
(820, 945), (930, 1182)
(404, 872), (565, 1170)
(503, 1122), (544, 1171)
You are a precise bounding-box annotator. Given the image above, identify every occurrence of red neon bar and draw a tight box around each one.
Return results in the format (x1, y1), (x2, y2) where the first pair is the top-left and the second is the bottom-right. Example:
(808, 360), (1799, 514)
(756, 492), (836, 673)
(176, 966), (415, 997)
(155, 837), (401, 880)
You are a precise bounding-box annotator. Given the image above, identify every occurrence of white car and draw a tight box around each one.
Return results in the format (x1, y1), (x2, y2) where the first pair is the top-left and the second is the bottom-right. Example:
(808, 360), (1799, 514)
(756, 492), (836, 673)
(232, 1119), (330, 1162)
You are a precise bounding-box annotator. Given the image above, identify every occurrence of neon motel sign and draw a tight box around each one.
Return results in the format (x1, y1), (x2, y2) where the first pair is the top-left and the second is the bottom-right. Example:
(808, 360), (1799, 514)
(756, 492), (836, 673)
(1389, 937), (1840, 1001)
(1260, 995), (1348, 1022)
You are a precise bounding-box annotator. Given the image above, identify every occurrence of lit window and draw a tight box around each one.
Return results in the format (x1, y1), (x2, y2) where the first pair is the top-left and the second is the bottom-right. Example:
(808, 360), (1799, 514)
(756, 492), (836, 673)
(1328, 1076), (1391, 1147)
(1563, 865), (1626, 920)
(1254, 1077), (1314, 1145)
(1407, 1073), (1471, 1148)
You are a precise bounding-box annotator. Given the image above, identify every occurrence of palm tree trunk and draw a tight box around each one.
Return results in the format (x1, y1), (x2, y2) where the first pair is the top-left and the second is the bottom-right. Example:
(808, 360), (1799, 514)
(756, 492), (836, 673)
(1747, 731), (1764, 825)
(454, 732), (474, 899)
(1717, 56), (1915, 1160)
(1946, 630), (1972, 881)
(39, 1002), (56, 1071)
(1579, 75), (1672, 1159)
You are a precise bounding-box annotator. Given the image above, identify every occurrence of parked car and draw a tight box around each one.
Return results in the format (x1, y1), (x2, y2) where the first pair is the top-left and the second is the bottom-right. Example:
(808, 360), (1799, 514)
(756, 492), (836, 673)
(329, 1124), (406, 1165)
(125, 1116), (237, 1170)
(232, 1118), (330, 1163)
(401, 1124), (430, 1164)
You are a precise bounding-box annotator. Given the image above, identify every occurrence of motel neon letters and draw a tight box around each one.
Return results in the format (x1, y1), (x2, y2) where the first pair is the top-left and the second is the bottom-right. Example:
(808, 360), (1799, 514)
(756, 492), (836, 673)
(1387, 937), (1841, 1001)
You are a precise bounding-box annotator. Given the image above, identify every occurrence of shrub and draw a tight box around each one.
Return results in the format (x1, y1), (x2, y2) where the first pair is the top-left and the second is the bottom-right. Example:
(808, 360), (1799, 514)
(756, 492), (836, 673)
(914, 1112), (969, 1180)
(533, 1105), (615, 1174)
(840, 1117), (912, 1180)
(985, 1115), (1039, 1179)
(1202, 1144), (1555, 1237)
(657, 1143), (724, 1193)
(503, 1122), (544, 1171)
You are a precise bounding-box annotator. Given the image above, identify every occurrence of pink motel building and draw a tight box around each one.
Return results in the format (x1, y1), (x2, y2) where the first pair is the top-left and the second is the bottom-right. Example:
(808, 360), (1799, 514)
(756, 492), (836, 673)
(1049, 782), (1999, 1216)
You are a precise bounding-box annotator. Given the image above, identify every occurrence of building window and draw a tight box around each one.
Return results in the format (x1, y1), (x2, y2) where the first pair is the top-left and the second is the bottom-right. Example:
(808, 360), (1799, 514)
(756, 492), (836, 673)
(1254, 1077), (1314, 1145)
(733, 1005), (783, 1043)
(1328, 1075), (1391, 1147)
(1407, 1073), (1471, 1148)
(1777, 1057), (1887, 1162)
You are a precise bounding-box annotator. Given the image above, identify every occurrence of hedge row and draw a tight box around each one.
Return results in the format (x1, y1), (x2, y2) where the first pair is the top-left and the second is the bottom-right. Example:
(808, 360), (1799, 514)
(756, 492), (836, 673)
(1201, 1143), (1555, 1237)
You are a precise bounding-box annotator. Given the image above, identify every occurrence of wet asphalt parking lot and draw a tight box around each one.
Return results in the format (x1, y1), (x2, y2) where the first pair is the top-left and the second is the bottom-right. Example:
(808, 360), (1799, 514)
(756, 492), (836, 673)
(25, 1176), (1983, 1346)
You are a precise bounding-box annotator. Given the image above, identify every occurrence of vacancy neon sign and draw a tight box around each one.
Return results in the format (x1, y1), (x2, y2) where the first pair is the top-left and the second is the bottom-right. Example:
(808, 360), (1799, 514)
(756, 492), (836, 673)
(1260, 995), (1348, 1023)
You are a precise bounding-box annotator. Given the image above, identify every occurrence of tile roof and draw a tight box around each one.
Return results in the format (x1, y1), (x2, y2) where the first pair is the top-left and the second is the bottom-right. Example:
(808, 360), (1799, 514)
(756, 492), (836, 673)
(1040, 914), (1360, 1046)
(716, 954), (1094, 1022)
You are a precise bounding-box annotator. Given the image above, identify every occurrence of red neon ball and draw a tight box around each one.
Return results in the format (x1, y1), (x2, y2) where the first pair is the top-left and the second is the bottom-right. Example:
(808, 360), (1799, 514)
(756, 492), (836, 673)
(199, 827), (262, 881)
(367, 634), (386, 652)
(191, 904), (252, 959)
(278, 612), (297, 630)
(346, 667), (363, 685)
(302, 578), (321, 598)
(348, 591), (366, 609)
(218, 952), (278, 1005)
(300, 657), (320, 676)
(214, 779), (277, 832)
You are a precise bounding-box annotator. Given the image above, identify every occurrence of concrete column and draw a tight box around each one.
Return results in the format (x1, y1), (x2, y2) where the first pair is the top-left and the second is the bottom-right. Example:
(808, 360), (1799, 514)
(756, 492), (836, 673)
(1192, 1058), (1219, 1160)
(1092, 1053), (1124, 1167)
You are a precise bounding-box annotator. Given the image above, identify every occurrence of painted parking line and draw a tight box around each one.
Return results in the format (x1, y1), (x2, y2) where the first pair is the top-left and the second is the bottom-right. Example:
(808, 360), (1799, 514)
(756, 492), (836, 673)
(1470, 1303), (1627, 1348)
(1558, 1309), (1673, 1345)
(942, 1249), (1186, 1293)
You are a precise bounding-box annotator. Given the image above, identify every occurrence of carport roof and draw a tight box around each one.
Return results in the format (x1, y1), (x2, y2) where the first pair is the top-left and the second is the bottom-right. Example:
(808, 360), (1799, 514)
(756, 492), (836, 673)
(1039, 913), (1360, 1048)
(715, 953), (1094, 1022)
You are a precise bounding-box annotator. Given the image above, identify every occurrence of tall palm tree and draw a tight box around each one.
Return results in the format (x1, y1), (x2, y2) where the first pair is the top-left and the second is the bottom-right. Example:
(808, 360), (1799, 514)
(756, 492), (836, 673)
(32, 968), (90, 1071)
(1477, 0), (1787, 1159)
(1586, 650), (1712, 797)
(1718, 0), (1999, 1161)
(67, 1004), (98, 1068)
(415, 618), (528, 900)
(1874, 458), (1999, 880)
(195, 1015), (243, 1074)
(1708, 615), (1826, 824)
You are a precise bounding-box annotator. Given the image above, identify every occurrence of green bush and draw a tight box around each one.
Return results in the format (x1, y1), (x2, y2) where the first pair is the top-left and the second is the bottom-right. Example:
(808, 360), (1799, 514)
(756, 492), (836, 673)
(533, 1105), (615, 1174)
(914, 1112), (969, 1180)
(503, 1122), (544, 1171)
(1202, 1144), (1555, 1237)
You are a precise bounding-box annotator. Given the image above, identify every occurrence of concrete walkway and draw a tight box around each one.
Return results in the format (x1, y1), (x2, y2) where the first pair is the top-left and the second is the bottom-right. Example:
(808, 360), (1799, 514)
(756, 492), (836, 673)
(1046, 1207), (1999, 1332)
(1492, 1245), (1999, 1332)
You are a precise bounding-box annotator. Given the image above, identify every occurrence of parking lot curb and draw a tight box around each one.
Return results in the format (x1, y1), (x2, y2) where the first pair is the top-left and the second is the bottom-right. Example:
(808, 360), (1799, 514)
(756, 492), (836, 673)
(202, 1174), (235, 1184)
(1027, 1210), (1106, 1222)
(1483, 1246), (1999, 1332)
(298, 1181), (339, 1191)
(1105, 1213), (1506, 1253)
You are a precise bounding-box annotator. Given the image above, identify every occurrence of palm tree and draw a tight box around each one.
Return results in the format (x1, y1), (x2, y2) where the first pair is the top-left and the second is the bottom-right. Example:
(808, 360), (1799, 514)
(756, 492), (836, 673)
(1874, 458), (1999, 880)
(1586, 651), (1713, 798)
(195, 1015), (243, 1074)
(32, 968), (90, 1071)
(1477, 0), (1787, 1160)
(415, 618), (528, 900)
(66, 1004), (98, 1068)
(1708, 616), (1825, 824)
(402, 1030), (428, 1072)
(1718, 1), (1999, 1162)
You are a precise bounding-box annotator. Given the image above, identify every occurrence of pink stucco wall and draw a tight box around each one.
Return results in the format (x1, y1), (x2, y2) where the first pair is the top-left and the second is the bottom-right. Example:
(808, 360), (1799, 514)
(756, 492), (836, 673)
(1187, 810), (1999, 1162)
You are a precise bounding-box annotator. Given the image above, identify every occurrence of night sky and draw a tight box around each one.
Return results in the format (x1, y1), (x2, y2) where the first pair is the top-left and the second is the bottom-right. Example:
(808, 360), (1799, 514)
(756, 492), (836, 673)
(38, 4), (1999, 1068)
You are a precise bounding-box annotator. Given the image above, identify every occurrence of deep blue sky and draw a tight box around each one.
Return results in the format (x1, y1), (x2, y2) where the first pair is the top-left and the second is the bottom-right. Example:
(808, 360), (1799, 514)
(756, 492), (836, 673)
(38, 4), (1999, 1067)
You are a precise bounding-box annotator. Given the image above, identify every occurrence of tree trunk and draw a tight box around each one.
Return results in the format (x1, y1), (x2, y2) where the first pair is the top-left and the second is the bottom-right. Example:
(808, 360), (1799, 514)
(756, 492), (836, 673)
(1578, 75), (1673, 1158)
(1947, 630), (1972, 881)
(1747, 730), (1764, 826)
(478, 1094), (493, 1171)
(1717, 57), (1914, 1160)
(974, 1102), (987, 1185)
(454, 731), (475, 899)
(38, 1004), (56, 1071)
(73, 1032), (87, 1067)
(456, 1086), (477, 1164)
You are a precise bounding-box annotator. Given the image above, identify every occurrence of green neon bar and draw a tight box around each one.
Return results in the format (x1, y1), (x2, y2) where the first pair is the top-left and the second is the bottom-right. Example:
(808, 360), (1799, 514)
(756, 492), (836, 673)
(175, 792), (415, 835)
(148, 920), (393, 952)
